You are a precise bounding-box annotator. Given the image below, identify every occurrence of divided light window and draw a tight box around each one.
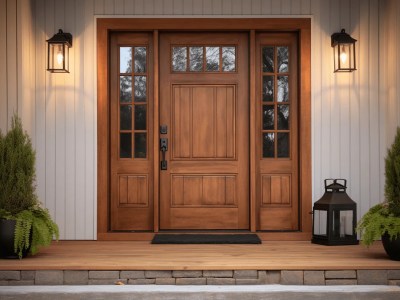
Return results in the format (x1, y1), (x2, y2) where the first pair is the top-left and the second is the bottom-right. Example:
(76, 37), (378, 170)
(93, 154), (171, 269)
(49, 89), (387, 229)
(119, 46), (148, 159)
(261, 46), (290, 158)
(171, 46), (236, 72)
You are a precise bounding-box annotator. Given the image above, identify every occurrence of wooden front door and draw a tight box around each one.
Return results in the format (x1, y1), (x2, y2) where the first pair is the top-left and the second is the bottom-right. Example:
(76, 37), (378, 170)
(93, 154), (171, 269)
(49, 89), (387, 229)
(100, 20), (312, 239)
(159, 32), (249, 229)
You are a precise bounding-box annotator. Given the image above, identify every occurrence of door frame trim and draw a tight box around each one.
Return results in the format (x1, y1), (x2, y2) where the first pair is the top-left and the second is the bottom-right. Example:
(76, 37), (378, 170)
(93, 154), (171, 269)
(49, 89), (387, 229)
(97, 18), (311, 241)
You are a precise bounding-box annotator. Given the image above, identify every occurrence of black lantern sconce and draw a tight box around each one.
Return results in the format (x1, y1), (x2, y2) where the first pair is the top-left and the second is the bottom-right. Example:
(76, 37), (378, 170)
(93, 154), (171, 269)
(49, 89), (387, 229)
(331, 29), (357, 72)
(312, 179), (358, 246)
(46, 29), (72, 73)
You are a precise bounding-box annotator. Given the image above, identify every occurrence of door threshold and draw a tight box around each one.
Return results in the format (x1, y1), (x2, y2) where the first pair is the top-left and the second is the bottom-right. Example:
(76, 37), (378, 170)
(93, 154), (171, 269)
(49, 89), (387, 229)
(157, 230), (253, 234)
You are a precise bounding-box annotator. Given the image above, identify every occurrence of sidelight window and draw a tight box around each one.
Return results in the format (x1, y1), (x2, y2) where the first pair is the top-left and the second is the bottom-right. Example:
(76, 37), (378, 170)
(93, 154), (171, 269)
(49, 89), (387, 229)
(119, 46), (148, 159)
(261, 46), (290, 158)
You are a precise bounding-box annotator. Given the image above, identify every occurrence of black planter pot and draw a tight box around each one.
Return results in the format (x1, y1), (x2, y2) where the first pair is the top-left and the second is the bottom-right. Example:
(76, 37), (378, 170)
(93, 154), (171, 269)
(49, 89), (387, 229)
(382, 232), (400, 261)
(0, 219), (30, 259)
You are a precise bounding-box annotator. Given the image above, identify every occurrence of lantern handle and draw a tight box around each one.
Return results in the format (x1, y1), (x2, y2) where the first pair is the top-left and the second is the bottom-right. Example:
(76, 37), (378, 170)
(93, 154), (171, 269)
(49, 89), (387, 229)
(324, 179), (334, 187)
(324, 178), (347, 188)
(334, 179), (347, 188)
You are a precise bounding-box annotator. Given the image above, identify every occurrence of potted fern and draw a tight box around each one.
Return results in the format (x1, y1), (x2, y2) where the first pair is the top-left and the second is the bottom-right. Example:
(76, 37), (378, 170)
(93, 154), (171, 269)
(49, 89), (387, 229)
(357, 127), (400, 260)
(0, 115), (59, 259)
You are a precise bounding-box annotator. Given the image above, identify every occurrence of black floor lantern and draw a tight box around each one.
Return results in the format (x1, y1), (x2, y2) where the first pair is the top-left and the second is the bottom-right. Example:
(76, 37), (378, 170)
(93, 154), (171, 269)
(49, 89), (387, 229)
(312, 179), (358, 246)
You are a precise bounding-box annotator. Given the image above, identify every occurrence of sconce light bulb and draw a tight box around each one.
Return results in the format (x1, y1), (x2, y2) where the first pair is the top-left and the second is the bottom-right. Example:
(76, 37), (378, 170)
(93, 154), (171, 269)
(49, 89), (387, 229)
(340, 46), (347, 64)
(57, 52), (64, 65)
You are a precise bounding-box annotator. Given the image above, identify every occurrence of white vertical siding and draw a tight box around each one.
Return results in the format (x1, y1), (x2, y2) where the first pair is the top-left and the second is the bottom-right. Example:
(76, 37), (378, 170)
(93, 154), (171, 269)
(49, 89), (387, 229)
(381, 0), (400, 203)
(0, 0), (7, 132)
(349, 0), (361, 221)
(1, 0), (396, 239)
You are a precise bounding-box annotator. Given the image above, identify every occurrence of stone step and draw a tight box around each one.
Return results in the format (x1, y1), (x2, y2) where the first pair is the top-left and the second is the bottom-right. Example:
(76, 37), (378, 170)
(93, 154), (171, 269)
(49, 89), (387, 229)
(1, 285), (400, 300)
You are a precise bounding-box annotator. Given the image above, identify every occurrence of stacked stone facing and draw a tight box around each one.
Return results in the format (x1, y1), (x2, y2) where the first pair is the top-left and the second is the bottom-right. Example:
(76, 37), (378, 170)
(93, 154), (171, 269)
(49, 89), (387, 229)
(0, 269), (399, 285)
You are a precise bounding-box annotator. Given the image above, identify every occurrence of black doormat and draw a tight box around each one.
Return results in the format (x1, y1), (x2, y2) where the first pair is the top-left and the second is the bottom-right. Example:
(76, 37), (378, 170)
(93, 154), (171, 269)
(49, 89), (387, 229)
(151, 234), (261, 244)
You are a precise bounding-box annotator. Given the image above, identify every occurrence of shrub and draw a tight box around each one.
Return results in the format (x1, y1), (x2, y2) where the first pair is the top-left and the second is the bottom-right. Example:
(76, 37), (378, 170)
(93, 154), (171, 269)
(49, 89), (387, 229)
(0, 114), (59, 258)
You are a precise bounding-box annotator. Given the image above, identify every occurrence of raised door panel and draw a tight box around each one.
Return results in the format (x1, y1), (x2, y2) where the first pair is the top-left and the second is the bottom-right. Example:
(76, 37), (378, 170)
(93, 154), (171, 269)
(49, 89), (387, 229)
(172, 85), (236, 160)
(171, 175), (237, 207)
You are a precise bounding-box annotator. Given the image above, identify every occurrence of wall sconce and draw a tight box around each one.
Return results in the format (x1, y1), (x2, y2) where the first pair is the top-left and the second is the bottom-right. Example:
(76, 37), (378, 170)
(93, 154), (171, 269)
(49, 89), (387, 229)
(46, 29), (72, 73)
(331, 29), (357, 72)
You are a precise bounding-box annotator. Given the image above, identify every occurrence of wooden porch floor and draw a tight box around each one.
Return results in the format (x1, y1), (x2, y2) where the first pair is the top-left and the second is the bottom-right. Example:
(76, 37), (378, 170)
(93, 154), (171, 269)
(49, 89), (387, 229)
(1, 241), (400, 271)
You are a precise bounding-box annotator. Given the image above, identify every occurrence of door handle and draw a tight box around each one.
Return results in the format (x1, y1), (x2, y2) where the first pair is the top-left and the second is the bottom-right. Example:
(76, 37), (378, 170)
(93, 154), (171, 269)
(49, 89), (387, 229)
(160, 138), (168, 170)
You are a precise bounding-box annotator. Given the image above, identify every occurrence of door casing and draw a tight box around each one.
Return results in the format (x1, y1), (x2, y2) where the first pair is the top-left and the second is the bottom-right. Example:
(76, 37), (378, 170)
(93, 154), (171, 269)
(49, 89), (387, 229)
(97, 18), (312, 241)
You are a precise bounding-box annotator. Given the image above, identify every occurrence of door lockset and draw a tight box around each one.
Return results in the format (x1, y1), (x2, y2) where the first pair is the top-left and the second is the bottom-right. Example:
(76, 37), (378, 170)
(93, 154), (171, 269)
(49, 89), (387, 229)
(160, 138), (168, 170)
(160, 125), (168, 134)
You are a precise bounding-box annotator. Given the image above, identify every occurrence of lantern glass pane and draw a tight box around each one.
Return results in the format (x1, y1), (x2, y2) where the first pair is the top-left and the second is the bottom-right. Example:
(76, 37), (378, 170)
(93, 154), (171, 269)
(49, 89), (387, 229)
(63, 44), (69, 72)
(313, 210), (327, 236)
(48, 44), (55, 70)
(341, 210), (354, 237)
(332, 210), (354, 238)
(333, 44), (339, 71)
(49, 43), (64, 70)
(339, 44), (351, 70)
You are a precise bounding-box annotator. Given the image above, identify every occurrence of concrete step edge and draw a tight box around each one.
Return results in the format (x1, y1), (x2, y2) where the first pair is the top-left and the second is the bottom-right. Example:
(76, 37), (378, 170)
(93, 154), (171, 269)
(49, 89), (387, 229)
(1, 285), (400, 300)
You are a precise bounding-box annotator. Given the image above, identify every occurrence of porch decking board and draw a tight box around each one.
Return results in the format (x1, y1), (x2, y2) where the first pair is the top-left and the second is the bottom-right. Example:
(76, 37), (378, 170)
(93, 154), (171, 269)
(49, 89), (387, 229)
(1, 241), (399, 271)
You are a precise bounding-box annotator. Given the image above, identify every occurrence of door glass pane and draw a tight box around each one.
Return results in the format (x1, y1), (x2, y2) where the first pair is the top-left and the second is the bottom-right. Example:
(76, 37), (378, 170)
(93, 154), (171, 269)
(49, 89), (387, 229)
(263, 76), (274, 102)
(222, 47), (235, 72)
(134, 76), (146, 102)
(277, 105), (289, 130)
(120, 76), (132, 103)
(189, 47), (203, 72)
(120, 133), (132, 158)
(134, 47), (146, 73)
(120, 105), (132, 130)
(262, 47), (274, 72)
(277, 76), (289, 102)
(134, 133), (147, 158)
(172, 47), (187, 71)
(134, 105), (146, 130)
(277, 46), (289, 72)
(277, 133), (289, 158)
(263, 133), (275, 158)
(263, 105), (274, 130)
(120, 47), (132, 73)
(206, 47), (220, 71)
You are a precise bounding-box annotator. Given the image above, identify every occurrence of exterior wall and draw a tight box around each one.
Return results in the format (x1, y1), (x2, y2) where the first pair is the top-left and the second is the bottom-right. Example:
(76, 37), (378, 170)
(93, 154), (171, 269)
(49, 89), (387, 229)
(382, 0), (400, 165)
(0, 0), (396, 239)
